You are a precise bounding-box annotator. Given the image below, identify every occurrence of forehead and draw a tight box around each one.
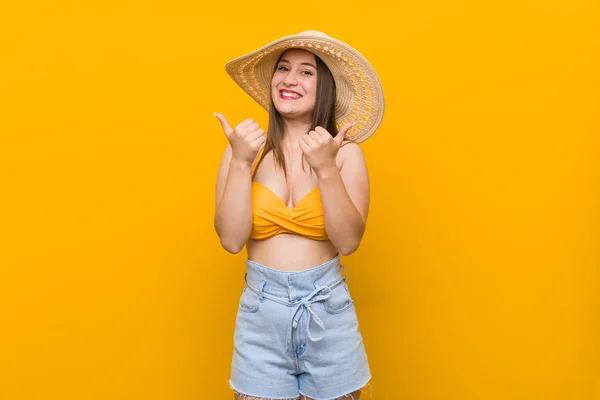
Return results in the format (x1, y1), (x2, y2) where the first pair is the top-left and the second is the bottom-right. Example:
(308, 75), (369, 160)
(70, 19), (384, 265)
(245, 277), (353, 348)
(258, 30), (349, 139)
(278, 48), (317, 64)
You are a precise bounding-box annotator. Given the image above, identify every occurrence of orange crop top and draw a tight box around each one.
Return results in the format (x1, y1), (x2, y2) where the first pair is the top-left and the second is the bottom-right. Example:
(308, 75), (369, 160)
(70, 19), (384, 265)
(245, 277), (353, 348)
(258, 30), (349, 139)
(249, 149), (328, 241)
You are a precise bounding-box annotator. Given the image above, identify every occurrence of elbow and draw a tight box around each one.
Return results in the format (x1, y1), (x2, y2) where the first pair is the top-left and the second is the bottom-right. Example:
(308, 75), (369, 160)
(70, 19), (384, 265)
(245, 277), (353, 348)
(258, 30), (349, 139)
(338, 246), (357, 256)
(214, 229), (245, 255)
(221, 239), (245, 254)
(336, 228), (365, 256)
(337, 239), (361, 256)
(228, 243), (244, 254)
(214, 217), (248, 254)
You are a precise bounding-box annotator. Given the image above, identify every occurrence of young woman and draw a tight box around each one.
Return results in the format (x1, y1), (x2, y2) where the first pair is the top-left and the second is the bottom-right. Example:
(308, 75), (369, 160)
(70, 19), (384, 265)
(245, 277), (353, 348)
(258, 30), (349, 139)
(214, 31), (385, 400)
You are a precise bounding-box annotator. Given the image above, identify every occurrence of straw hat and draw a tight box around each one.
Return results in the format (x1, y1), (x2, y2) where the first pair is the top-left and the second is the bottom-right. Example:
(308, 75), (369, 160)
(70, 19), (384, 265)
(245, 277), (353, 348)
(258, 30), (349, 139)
(224, 30), (385, 143)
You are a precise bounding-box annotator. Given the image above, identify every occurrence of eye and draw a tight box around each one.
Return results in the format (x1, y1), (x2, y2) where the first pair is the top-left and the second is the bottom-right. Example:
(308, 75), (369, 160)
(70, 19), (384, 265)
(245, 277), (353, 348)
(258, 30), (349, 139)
(301, 70), (314, 76)
(278, 65), (289, 72)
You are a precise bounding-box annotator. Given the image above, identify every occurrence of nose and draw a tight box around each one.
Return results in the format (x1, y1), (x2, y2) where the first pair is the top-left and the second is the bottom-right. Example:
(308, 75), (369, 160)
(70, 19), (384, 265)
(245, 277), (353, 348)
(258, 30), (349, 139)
(283, 71), (298, 86)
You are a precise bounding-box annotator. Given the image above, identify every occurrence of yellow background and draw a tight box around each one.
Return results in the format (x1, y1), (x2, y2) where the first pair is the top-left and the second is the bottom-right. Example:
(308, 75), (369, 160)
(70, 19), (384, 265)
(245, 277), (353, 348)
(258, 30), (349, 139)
(1, 0), (598, 399)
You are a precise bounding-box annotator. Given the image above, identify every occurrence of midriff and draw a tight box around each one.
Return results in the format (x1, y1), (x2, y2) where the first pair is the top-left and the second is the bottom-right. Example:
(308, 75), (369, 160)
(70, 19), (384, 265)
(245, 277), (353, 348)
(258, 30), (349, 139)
(247, 234), (338, 272)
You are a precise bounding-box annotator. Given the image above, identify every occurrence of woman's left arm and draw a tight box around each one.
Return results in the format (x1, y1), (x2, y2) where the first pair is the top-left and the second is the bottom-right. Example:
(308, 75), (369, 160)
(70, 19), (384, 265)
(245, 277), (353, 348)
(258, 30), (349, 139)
(317, 142), (370, 256)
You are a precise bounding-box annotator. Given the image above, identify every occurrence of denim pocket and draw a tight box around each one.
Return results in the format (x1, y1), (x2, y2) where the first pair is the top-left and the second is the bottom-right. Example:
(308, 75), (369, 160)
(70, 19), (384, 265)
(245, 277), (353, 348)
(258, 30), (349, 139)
(239, 286), (260, 313)
(324, 282), (354, 314)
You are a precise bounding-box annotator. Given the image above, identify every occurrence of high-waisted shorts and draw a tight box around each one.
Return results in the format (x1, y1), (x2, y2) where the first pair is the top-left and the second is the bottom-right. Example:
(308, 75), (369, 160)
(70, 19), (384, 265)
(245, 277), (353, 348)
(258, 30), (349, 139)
(229, 255), (371, 400)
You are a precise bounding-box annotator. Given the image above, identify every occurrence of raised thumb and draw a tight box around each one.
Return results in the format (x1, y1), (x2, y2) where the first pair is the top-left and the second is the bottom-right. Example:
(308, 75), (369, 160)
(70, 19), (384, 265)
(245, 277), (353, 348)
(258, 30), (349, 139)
(335, 123), (353, 145)
(214, 112), (233, 136)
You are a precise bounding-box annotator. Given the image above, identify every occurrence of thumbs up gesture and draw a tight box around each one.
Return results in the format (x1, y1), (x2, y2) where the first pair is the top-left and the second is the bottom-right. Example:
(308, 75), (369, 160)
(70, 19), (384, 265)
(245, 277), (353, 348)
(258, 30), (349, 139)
(299, 123), (353, 175)
(214, 112), (266, 165)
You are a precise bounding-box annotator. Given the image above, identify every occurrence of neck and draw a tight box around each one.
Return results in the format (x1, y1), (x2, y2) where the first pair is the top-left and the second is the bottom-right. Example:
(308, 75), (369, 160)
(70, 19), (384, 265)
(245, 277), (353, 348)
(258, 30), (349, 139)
(281, 117), (312, 150)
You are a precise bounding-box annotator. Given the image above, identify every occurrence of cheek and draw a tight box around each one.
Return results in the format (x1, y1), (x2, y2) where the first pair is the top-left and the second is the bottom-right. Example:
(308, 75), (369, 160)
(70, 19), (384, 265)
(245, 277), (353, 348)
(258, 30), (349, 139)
(307, 81), (317, 98)
(271, 75), (280, 90)
(308, 87), (317, 103)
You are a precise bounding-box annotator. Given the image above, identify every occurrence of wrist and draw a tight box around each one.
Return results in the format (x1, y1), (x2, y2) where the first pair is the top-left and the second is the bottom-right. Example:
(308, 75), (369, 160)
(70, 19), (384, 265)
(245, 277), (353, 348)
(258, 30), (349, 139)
(316, 165), (339, 181)
(230, 157), (253, 170)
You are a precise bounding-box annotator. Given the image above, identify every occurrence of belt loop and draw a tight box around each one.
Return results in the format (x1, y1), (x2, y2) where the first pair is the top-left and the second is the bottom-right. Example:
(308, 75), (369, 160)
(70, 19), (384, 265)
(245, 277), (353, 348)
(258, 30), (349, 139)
(340, 265), (348, 282)
(259, 280), (266, 301)
(244, 272), (248, 283)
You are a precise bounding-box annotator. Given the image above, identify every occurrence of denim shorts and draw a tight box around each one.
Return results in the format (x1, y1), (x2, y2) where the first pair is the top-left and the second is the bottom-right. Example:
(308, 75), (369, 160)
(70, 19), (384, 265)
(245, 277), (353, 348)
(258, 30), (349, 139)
(229, 255), (371, 400)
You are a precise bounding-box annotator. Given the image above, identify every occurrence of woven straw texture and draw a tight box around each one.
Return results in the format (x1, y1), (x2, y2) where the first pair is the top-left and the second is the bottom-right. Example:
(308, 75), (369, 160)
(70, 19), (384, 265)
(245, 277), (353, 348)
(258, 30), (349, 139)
(225, 31), (385, 143)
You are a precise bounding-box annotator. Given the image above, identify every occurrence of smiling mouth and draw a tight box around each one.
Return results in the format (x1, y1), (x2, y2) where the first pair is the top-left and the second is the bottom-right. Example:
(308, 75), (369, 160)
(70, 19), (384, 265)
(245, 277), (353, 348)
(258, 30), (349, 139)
(279, 90), (302, 99)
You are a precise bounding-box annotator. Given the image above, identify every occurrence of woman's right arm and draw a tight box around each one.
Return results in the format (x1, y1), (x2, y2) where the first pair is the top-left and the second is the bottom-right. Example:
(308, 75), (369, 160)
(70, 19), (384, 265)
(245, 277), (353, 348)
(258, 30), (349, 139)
(213, 113), (265, 254)
(214, 144), (254, 253)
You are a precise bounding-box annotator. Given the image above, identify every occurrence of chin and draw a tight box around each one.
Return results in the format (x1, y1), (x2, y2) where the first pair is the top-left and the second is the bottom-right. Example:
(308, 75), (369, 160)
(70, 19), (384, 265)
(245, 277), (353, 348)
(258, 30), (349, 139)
(275, 104), (309, 118)
(275, 104), (296, 116)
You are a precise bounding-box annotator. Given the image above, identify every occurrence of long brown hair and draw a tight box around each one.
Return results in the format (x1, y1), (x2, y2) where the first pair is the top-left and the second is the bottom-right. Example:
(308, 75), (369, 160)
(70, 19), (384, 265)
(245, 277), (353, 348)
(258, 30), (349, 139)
(254, 50), (338, 178)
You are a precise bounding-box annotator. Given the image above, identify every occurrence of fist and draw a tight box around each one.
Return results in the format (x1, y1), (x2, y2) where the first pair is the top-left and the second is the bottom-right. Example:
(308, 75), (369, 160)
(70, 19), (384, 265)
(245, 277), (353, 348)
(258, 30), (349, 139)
(299, 123), (353, 173)
(214, 112), (266, 165)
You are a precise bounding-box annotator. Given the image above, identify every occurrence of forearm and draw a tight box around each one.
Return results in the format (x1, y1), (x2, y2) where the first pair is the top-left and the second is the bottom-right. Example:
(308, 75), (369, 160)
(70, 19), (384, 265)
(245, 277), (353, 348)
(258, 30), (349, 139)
(317, 167), (366, 255)
(214, 159), (253, 253)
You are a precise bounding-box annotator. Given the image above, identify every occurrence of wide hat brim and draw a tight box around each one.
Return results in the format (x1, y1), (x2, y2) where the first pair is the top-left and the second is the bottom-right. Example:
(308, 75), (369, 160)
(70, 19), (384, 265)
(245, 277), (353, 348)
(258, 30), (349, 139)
(224, 30), (385, 143)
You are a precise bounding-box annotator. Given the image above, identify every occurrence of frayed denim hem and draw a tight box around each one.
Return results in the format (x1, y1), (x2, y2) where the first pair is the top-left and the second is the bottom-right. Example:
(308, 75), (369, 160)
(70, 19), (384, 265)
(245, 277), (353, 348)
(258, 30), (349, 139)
(230, 380), (373, 400)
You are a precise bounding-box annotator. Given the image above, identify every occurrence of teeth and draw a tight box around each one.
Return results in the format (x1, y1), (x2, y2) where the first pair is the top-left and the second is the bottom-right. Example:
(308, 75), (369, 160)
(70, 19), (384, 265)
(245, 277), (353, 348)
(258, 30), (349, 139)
(281, 91), (301, 99)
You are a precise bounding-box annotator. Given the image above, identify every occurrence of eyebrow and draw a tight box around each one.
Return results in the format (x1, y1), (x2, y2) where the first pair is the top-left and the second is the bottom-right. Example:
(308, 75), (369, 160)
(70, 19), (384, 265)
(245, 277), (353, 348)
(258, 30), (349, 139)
(279, 58), (317, 69)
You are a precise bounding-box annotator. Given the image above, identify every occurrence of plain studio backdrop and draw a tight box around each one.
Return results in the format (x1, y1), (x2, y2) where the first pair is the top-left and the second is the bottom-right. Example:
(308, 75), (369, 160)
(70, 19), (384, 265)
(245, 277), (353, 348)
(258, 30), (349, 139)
(0, 0), (598, 399)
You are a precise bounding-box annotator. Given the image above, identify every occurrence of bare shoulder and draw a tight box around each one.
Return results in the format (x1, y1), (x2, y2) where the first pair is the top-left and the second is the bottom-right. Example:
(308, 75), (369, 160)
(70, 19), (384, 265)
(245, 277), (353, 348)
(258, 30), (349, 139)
(337, 140), (366, 168)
